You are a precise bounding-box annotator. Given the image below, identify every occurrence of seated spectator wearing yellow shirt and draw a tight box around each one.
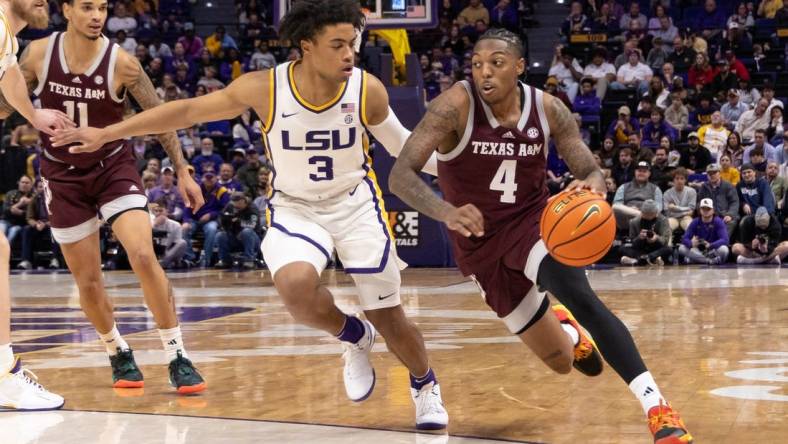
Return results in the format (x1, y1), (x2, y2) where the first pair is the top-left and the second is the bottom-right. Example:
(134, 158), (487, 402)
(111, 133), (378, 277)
(205, 25), (238, 57)
(719, 154), (740, 185)
(698, 111), (731, 162)
(758, 0), (783, 18)
(458, 0), (490, 27)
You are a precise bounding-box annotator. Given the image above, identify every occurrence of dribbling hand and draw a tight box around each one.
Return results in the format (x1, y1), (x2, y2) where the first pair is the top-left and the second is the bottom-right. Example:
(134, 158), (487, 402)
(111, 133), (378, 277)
(567, 171), (606, 197)
(443, 204), (484, 238)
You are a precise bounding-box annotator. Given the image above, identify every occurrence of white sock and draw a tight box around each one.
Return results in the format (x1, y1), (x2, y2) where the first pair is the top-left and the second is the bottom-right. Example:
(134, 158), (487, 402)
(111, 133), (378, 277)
(629, 371), (665, 415)
(159, 326), (187, 362)
(560, 323), (580, 346)
(0, 343), (14, 374)
(98, 325), (129, 356)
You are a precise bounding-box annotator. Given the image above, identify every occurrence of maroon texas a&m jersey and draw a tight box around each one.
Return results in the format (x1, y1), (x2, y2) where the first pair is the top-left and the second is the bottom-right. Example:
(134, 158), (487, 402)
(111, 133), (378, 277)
(34, 32), (127, 169)
(437, 80), (551, 272)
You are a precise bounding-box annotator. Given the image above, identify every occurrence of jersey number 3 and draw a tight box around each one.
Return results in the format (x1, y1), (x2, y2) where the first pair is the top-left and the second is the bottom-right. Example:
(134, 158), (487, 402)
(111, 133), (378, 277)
(64, 101), (88, 127)
(490, 159), (518, 203)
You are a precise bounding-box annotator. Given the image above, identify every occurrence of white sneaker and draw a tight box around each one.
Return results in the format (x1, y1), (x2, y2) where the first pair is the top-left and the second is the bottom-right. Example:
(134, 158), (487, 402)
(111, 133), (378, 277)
(620, 256), (638, 266)
(411, 382), (449, 430)
(0, 359), (64, 411)
(341, 319), (376, 402)
(17, 260), (32, 270)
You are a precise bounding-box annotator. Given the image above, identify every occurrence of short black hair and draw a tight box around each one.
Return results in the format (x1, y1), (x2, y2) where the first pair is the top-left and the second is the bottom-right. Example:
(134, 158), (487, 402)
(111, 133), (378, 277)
(278, 0), (365, 46)
(476, 28), (524, 58)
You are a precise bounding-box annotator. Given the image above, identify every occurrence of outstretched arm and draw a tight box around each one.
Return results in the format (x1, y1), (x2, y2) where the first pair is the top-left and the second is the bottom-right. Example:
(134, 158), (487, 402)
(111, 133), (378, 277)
(544, 93), (605, 194)
(123, 53), (204, 210)
(389, 85), (484, 237)
(52, 70), (269, 152)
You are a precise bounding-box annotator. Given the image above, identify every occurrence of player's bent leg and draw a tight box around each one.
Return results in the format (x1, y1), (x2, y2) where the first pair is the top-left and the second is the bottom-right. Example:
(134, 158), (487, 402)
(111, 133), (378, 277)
(517, 295), (574, 375)
(273, 262), (346, 332)
(111, 210), (205, 394)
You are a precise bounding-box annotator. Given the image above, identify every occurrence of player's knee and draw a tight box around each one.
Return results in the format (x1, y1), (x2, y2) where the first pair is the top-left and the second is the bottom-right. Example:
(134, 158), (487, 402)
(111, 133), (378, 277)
(76, 275), (104, 302)
(365, 306), (407, 337)
(0, 234), (9, 259)
(127, 246), (158, 270)
(276, 271), (320, 319)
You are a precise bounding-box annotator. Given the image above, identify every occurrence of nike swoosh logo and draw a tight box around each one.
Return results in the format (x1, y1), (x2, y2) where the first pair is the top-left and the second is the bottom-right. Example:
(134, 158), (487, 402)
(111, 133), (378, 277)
(281, 112), (298, 118)
(378, 292), (396, 300)
(571, 204), (601, 235)
(349, 184), (359, 196)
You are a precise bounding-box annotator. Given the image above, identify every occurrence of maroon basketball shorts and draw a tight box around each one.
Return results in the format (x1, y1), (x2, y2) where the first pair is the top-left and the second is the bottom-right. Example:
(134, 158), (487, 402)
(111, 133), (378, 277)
(465, 233), (550, 334)
(40, 147), (148, 244)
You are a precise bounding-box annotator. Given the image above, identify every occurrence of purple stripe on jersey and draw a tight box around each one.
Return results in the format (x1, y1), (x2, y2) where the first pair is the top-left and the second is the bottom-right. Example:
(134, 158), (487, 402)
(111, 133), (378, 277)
(268, 204), (331, 260)
(343, 172), (391, 274)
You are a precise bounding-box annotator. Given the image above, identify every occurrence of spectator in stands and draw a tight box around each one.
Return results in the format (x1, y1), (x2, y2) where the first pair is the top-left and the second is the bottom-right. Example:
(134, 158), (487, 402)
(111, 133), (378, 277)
(743, 129), (779, 163)
(613, 161), (663, 228)
(619, 2), (647, 31)
(232, 110), (261, 147)
(767, 106), (784, 143)
(721, 22), (753, 55)
(761, 84), (782, 110)
(699, 163), (740, 237)
(192, 138), (224, 178)
(665, 91), (689, 132)
(549, 47), (583, 102)
(664, 167), (697, 232)
(696, 0), (726, 42)
(18, 180), (59, 270)
(620, 199), (672, 266)
(114, 30), (137, 54)
(649, 16), (678, 52)
(458, 0), (489, 27)
(758, 0), (784, 18)
(719, 153), (741, 185)
(573, 78), (600, 117)
(723, 50), (750, 82)
(602, 0), (625, 20)
(688, 53), (717, 93)
(736, 98), (773, 143)
(141, 171), (158, 198)
(252, 165), (271, 212)
(690, 94), (717, 128)
(598, 136), (618, 169)
(766, 161), (786, 214)
(183, 171), (230, 267)
(642, 108), (677, 148)
(218, 163), (243, 193)
(750, 148), (768, 177)
(643, 77), (670, 110)
(197, 66), (225, 93)
(737, 78), (760, 108)
(628, 130), (654, 164)
(733, 206), (787, 264)
(737, 163), (776, 221)
(216, 192), (261, 269)
(645, 37), (668, 73)
(205, 26), (238, 58)
(237, 147), (264, 197)
(722, 132), (746, 168)
(679, 198), (730, 264)
(698, 111), (730, 161)
(607, 105), (639, 144)
(149, 36), (173, 60)
(651, 144), (675, 191)
(605, 176), (617, 204)
(543, 76), (573, 110)
(592, 2), (621, 35)
(776, 129), (788, 165)
(547, 146), (571, 195)
(148, 166), (185, 222)
(776, 0), (788, 25)
(1, 175), (34, 247)
(562, 2), (589, 38)
(107, 2), (137, 36)
(490, 0), (519, 31)
(647, 4), (671, 31)
(612, 146), (636, 186)
(150, 199), (187, 269)
(667, 36), (696, 73)
(681, 132), (713, 174)
(720, 89), (748, 125)
(710, 59), (739, 99)
(728, 3), (755, 35)
(613, 38), (640, 69)
(249, 41), (277, 71)
(177, 23), (204, 59)
(612, 50), (652, 95)
(582, 47), (616, 99)
(135, 44), (151, 68)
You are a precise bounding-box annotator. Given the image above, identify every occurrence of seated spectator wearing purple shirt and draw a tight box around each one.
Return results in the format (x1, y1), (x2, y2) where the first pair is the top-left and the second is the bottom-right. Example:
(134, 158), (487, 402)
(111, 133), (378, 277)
(217, 163), (244, 193)
(546, 144), (571, 195)
(178, 23), (204, 59)
(147, 166), (186, 222)
(695, 0), (727, 42)
(489, 0), (519, 32)
(182, 172), (231, 266)
(191, 138), (224, 178)
(573, 78), (600, 117)
(641, 109), (677, 148)
(678, 198), (730, 264)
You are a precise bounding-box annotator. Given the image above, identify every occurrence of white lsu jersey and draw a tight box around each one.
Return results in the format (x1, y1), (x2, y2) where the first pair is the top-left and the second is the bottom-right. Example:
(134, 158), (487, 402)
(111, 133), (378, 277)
(0, 7), (19, 79)
(263, 61), (374, 203)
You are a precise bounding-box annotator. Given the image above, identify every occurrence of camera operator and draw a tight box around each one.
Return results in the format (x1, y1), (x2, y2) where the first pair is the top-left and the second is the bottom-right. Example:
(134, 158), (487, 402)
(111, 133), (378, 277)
(732, 206), (788, 264)
(678, 199), (730, 264)
(619, 199), (673, 266)
(150, 199), (188, 269)
(215, 192), (261, 269)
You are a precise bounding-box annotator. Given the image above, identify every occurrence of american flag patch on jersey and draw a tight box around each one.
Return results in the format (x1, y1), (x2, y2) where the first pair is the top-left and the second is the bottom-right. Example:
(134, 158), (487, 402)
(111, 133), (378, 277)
(340, 103), (355, 113)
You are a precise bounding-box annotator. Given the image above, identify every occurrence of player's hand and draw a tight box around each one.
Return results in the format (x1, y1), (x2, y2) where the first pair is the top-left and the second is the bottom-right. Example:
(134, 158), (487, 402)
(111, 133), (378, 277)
(30, 108), (74, 136)
(442, 204), (484, 238)
(50, 126), (106, 153)
(567, 171), (606, 196)
(177, 166), (205, 211)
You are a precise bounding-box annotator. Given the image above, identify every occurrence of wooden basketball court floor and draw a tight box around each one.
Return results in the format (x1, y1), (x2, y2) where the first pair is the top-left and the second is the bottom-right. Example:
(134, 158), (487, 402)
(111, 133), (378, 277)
(3, 266), (787, 443)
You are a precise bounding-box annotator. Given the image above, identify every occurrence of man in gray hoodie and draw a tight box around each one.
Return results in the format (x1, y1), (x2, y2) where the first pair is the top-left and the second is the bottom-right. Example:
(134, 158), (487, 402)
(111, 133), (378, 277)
(663, 167), (696, 235)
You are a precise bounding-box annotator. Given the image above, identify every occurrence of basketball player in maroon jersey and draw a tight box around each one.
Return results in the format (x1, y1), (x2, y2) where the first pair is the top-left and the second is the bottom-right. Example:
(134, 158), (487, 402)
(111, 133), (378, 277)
(0, 0), (207, 394)
(390, 29), (692, 443)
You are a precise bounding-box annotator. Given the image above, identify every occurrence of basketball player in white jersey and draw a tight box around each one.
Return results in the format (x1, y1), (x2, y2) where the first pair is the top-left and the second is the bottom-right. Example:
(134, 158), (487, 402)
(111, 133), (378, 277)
(53, 0), (447, 429)
(0, 0), (72, 411)
(0, 0), (207, 394)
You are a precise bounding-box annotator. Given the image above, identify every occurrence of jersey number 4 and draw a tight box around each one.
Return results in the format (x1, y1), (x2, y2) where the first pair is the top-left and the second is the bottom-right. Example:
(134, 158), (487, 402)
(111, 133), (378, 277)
(490, 159), (518, 203)
(64, 101), (88, 127)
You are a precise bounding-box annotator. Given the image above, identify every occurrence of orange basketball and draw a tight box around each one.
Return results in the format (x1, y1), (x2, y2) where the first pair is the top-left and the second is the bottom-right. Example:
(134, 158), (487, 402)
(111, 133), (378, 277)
(540, 189), (616, 267)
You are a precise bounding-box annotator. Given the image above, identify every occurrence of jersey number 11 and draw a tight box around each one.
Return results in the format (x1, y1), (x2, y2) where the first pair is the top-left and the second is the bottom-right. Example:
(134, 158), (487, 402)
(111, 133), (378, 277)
(64, 101), (88, 128)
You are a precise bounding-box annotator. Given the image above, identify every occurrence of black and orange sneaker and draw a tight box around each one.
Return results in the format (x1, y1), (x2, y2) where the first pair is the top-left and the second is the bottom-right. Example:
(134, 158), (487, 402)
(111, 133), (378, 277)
(109, 348), (144, 388)
(552, 304), (604, 377)
(648, 401), (693, 444)
(168, 351), (206, 395)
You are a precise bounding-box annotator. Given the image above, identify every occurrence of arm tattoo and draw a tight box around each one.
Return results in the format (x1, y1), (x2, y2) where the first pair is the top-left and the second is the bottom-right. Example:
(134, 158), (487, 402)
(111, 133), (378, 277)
(126, 60), (187, 170)
(0, 45), (37, 116)
(390, 95), (459, 221)
(548, 97), (600, 181)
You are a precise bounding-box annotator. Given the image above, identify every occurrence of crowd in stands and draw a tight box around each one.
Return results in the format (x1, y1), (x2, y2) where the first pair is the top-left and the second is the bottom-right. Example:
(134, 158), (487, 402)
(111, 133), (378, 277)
(0, 0), (786, 269)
